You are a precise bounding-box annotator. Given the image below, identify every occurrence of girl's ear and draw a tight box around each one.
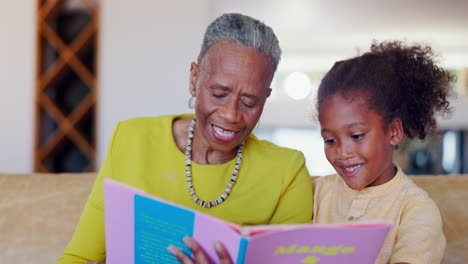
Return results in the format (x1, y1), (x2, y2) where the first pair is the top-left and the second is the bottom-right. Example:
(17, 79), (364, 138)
(389, 118), (404, 146)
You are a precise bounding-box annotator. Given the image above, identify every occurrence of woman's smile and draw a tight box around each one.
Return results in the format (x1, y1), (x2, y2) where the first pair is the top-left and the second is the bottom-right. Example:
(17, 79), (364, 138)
(211, 124), (240, 143)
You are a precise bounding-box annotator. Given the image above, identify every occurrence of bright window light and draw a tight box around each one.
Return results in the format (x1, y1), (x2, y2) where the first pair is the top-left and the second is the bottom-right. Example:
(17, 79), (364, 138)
(254, 128), (336, 176)
(284, 72), (311, 100)
(442, 131), (458, 173)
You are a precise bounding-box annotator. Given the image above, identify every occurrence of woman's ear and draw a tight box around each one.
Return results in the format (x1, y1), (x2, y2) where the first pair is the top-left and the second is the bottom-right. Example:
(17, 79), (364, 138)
(189, 62), (199, 95)
(389, 118), (404, 147)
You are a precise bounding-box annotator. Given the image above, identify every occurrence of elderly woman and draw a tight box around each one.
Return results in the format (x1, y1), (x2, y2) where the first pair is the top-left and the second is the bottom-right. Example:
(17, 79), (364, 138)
(58, 13), (313, 264)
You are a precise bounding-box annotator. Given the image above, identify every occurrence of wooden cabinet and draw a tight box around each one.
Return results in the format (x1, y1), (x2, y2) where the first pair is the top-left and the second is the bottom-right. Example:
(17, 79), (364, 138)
(34, 0), (99, 172)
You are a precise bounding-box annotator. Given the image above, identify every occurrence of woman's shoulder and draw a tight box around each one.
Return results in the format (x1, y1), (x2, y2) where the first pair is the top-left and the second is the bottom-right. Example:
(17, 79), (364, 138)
(119, 114), (190, 127)
(244, 136), (311, 183)
(116, 114), (193, 136)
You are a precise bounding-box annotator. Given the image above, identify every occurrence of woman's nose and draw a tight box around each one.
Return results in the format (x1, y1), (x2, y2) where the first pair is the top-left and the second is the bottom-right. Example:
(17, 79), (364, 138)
(220, 99), (241, 123)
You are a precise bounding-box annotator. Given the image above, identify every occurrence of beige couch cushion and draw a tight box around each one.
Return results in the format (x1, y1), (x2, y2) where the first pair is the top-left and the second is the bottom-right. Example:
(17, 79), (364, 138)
(1, 173), (467, 264)
(410, 175), (468, 264)
(0, 173), (95, 264)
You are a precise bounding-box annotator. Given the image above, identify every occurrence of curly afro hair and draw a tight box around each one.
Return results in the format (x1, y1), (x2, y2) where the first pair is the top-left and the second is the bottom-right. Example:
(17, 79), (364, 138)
(317, 40), (455, 140)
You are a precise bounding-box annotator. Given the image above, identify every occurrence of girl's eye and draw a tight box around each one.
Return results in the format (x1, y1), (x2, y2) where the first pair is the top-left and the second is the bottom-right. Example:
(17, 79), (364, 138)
(324, 138), (336, 145)
(352, 133), (365, 140)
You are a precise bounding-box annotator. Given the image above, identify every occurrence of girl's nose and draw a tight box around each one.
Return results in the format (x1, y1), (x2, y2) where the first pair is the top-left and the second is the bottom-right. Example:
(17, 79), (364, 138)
(336, 142), (354, 160)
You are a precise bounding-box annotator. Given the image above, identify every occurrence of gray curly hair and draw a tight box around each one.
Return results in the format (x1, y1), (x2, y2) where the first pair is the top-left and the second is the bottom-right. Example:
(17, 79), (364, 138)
(197, 13), (282, 72)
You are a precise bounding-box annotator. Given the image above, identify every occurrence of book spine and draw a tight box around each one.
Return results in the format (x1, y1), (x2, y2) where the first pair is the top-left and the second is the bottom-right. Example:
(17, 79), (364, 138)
(235, 237), (249, 264)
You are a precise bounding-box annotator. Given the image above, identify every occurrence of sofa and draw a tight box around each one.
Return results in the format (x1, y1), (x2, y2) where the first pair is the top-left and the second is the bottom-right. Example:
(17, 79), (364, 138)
(1, 173), (467, 264)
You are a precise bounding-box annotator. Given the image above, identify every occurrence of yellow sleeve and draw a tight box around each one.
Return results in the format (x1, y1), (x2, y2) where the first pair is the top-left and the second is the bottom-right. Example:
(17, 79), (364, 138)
(57, 123), (119, 264)
(268, 151), (313, 224)
(390, 197), (446, 264)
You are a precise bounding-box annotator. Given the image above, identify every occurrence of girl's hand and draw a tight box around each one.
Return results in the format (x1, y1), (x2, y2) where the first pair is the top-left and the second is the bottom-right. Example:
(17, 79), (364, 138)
(167, 236), (233, 264)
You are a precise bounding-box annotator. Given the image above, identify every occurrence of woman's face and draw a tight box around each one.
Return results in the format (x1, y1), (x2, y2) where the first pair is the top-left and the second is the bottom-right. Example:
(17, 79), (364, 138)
(190, 41), (273, 154)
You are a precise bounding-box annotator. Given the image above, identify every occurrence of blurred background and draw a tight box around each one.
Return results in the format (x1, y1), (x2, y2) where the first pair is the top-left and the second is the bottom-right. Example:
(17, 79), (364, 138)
(1, 0), (467, 175)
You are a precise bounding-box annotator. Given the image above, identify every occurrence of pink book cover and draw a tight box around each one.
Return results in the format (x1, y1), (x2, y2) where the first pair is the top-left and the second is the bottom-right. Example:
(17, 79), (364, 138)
(104, 178), (391, 264)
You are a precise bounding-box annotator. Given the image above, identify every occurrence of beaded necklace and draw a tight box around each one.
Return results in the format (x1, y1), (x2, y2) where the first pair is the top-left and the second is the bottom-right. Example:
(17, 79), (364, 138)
(185, 118), (244, 208)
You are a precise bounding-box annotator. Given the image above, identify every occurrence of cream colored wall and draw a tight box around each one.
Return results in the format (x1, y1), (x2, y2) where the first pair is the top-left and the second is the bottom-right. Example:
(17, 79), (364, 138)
(97, 0), (210, 165)
(0, 1), (35, 173)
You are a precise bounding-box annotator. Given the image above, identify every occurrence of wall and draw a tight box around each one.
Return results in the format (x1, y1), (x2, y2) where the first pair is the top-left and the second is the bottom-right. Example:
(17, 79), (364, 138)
(97, 0), (210, 164)
(0, 1), (35, 173)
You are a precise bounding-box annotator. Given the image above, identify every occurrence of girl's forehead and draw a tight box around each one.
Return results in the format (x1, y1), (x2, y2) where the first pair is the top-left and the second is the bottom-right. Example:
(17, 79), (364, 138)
(318, 91), (385, 128)
(322, 91), (370, 111)
(337, 89), (369, 102)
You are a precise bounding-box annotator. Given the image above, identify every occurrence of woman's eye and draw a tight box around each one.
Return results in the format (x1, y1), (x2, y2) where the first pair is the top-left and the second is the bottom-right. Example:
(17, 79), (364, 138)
(352, 134), (365, 140)
(242, 101), (255, 108)
(213, 93), (225, 98)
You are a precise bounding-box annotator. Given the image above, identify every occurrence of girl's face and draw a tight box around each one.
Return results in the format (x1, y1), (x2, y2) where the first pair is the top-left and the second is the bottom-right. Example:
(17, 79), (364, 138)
(318, 92), (403, 190)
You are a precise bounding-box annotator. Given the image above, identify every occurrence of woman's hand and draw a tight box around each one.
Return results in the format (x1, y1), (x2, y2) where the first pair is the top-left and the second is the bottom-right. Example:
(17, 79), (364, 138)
(167, 236), (233, 264)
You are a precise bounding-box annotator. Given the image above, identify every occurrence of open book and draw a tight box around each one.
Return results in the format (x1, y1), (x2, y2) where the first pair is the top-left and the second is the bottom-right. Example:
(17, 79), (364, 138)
(104, 178), (391, 264)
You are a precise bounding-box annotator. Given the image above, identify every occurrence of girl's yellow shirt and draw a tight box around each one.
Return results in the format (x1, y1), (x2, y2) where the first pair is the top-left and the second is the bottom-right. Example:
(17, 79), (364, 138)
(313, 166), (445, 264)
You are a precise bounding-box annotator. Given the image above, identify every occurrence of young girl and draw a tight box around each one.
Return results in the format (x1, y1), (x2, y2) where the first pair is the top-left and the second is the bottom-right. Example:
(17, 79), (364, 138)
(314, 41), (454, 264)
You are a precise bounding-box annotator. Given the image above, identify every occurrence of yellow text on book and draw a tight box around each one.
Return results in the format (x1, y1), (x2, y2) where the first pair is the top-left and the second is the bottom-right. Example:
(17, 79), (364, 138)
(273, 244), (356, 256)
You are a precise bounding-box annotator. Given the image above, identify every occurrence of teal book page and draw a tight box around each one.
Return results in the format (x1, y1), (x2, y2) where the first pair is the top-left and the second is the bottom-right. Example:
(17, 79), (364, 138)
(236, 237), (249, 264)
(134, 194), (195, 264)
